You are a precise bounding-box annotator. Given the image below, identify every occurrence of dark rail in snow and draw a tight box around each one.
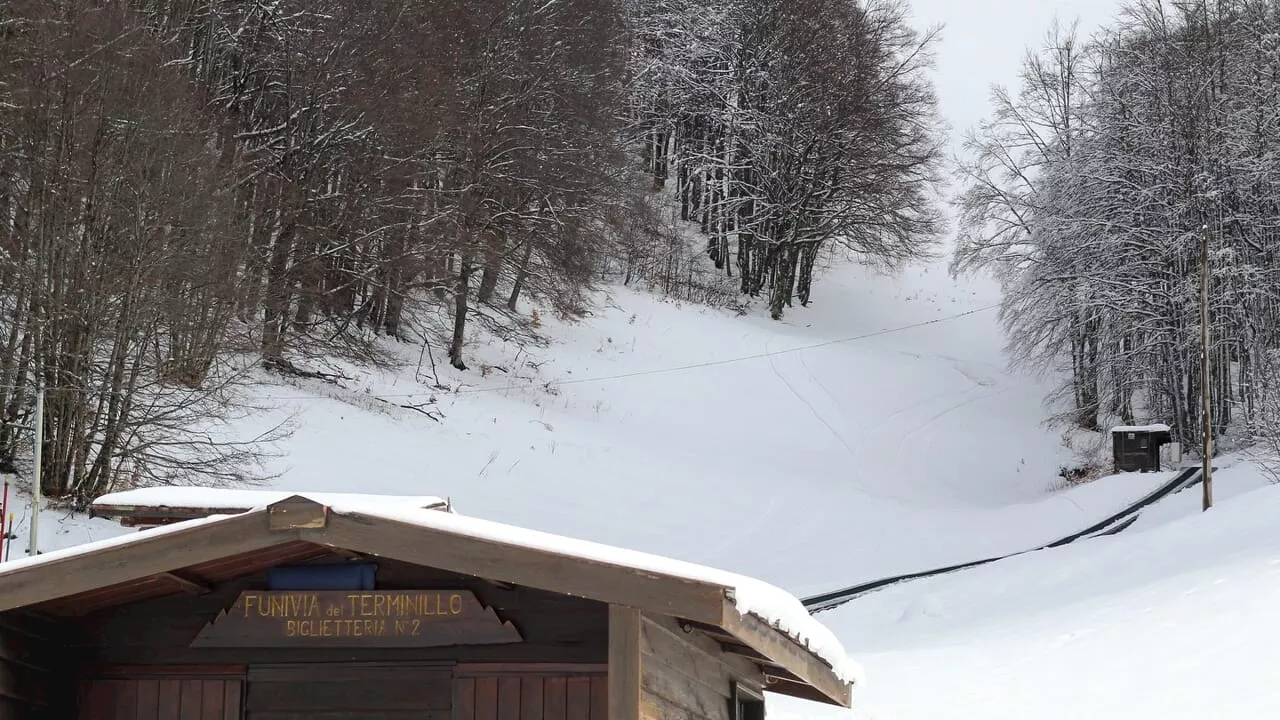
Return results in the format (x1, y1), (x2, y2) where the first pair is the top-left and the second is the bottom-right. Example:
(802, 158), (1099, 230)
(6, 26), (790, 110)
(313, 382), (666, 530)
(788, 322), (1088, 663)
(802, 466), (1205, 613)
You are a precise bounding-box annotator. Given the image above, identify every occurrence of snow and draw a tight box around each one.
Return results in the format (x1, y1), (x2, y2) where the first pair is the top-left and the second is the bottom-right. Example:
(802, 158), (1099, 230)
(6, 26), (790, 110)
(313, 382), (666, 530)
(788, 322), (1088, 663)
(92, 487), (449, 513)
(766, 460), (1280, 720)
(2, 255), (1273, 716)
(1110, 424), (1172, 434)
(150, 261), (1089, 599)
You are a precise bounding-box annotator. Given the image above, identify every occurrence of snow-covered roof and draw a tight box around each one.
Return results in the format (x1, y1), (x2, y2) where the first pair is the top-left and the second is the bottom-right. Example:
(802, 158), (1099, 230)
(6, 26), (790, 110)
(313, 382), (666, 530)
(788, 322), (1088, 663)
(92, 487), (449, 514)
(1110, 424), (1172, 434)
(358, 500), (863, 686)
(3, 490), (861, 700)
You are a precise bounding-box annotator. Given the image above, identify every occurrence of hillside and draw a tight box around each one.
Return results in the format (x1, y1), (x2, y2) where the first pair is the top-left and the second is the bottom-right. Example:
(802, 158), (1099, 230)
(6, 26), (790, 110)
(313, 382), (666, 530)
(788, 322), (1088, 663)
(6, 255), (1278, 718)
(15, 257), (1075, 581)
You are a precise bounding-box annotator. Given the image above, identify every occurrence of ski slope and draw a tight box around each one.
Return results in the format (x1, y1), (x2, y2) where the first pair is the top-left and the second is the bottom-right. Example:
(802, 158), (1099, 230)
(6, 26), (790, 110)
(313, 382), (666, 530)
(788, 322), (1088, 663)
(6, 257), (1277, 718)
(238, 260), (1088, 594)
(22, 259), (1098, 588)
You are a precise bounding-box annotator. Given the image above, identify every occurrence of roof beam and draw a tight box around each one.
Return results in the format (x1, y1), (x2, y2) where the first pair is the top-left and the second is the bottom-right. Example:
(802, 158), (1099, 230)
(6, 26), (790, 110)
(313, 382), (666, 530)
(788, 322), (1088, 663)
(718, 639), (774, 664)
(719, 601), (852, 708)
(763, 674), (841, 705)
(0, 509), (295, 613)
(328, 548), (370, 561)
(158, 570), (212, 595)
(302, 510), (729, 626)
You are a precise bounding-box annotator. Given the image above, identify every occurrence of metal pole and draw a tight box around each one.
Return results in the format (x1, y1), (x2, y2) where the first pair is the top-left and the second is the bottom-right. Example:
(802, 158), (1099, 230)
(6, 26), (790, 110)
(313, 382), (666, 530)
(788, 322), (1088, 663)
(28, 384), (42, 555)
(1200, 224), (1214, 512)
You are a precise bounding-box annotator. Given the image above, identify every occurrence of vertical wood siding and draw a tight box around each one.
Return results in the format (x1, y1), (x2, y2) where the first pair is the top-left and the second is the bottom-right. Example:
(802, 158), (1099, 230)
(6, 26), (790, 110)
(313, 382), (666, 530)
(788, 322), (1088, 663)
(453, 667), (607, 720)
(79, 675), (242, 720)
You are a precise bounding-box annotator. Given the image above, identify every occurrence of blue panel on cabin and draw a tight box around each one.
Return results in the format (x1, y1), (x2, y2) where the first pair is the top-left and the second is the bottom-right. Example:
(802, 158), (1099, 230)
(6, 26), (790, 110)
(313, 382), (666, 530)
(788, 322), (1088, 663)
(267, 563), (377, 590)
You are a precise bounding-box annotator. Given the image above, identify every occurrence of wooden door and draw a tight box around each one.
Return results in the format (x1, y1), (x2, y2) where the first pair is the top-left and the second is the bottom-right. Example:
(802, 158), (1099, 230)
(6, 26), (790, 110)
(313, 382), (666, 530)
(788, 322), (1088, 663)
(79, 667), (244, 720)
(245, 661), (452, 719)
(453, 665), (607, 720)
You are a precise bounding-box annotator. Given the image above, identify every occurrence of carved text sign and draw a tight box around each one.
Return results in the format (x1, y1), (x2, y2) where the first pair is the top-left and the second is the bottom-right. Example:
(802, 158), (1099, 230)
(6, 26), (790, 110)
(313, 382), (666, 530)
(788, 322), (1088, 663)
(191, 590), (522, 647)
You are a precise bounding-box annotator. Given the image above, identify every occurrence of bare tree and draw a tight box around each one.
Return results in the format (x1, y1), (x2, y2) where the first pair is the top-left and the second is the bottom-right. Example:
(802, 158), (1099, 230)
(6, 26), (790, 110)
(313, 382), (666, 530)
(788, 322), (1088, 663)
(0, 0), (289, 504)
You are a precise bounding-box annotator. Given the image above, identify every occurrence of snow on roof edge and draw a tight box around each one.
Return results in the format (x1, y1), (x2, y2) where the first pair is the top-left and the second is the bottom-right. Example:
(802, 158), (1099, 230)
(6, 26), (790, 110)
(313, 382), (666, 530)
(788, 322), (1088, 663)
(1110, 423), (1172, 433)
(333, 501), (864, 686)
(92, 487), (449, 512)
(0, 512), (243, 574)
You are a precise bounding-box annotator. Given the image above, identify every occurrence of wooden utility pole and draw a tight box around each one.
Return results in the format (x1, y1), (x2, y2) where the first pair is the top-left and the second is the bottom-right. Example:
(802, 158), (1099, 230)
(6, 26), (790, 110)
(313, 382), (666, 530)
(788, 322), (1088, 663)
(27, 384), (43, 555)
(1200, 224), (1213, 512)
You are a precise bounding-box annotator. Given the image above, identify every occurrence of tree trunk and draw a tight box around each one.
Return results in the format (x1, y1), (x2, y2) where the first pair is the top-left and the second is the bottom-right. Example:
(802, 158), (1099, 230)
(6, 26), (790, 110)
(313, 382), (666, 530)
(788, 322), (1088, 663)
(769, 246), (799, 320)
(476, 236), (503, 304)
(449, 256), (474, 370)
(797, 243), (817, 306)
(261, 217), (296, 361)
(507, 243), (534, 312)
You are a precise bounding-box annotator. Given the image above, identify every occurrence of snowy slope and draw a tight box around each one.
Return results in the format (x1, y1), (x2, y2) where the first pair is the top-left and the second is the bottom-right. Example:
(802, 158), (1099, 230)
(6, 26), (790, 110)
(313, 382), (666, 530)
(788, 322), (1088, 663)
(8, 258), (1186, 590)
(223, 260), (1121, 598)
(768, 461), (1280, 720)
(8, 256), (1274, 719)
(14, 259), (1098, 588)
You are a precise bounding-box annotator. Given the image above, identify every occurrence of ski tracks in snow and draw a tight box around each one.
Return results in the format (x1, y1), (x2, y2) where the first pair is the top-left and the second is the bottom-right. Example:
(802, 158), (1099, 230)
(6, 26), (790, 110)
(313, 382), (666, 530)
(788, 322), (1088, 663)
(764, 339), (865, 470)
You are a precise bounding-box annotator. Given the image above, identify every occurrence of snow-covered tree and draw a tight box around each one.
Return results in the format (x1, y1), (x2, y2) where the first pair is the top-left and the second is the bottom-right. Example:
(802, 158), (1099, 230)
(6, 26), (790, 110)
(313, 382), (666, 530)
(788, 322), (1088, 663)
(955, 0), (1280, 455)
(626, 0), (946, 318)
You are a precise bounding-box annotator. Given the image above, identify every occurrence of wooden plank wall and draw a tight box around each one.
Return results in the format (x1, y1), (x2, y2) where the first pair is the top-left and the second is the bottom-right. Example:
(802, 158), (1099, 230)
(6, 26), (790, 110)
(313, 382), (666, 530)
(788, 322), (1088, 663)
(79, 675), (242, 720)
(72, 664), (610, 720)
(453, 665), (607, 720)
(638, 615), (765, 720)
(69, 663), (608, 720)
(0, 611), (73, 720)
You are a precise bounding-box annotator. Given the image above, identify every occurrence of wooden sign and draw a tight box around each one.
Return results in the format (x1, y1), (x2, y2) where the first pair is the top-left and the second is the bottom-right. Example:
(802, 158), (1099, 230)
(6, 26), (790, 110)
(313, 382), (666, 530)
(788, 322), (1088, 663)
(191, 590), (522, 647)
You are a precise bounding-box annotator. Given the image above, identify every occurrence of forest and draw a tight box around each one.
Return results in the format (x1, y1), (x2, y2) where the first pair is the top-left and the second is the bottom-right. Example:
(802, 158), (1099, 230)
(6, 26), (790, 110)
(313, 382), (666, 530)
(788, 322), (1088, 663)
(954, 0), (1280, 466)
(0, 0), (942, 504)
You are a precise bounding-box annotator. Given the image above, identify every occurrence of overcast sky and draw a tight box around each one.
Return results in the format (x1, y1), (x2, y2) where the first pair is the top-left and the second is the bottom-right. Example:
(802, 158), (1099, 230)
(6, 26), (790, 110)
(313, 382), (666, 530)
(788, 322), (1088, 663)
(908, 0), (1125, 152)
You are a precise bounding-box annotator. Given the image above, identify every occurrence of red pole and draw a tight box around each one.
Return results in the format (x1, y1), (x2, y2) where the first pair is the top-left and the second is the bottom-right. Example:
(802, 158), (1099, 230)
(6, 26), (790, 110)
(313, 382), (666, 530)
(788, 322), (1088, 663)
(0, 481), (8, 562)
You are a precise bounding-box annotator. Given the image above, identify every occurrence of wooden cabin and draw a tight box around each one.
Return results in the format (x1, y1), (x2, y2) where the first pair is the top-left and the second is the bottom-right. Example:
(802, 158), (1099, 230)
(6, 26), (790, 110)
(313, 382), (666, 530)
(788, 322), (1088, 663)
(1110, 424), (1173, 473)
(0, 490), (856, 720)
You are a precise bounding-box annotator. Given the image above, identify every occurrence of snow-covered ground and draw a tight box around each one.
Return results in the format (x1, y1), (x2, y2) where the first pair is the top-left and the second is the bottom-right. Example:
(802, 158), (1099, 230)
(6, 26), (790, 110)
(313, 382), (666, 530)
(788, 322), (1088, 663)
(771, 459), (1280, 720)
(4, 256), (1276, 718)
